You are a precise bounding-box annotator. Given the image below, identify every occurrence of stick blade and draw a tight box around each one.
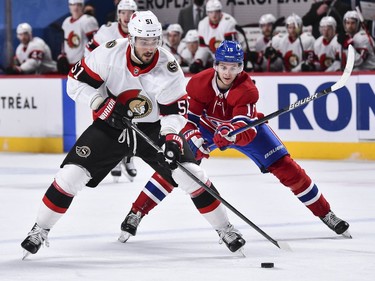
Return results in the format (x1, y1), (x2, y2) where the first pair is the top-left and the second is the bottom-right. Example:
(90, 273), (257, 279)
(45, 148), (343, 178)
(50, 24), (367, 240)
(331, 44), (355, 92)
(277, 241), (293, 251)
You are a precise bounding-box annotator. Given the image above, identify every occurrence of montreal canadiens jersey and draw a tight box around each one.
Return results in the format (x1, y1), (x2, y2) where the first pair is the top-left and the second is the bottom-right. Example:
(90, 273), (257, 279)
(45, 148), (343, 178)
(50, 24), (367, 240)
(186, 68), (258, 132)
(314, 35), (341, 71)
(67, 38), (187, 133)
(15, 37), (57, 74)
(273, 32), (315, 72)
(62, 14), (98, 64)
(85, 22), (128, 55)
(198, 12), (238, 53)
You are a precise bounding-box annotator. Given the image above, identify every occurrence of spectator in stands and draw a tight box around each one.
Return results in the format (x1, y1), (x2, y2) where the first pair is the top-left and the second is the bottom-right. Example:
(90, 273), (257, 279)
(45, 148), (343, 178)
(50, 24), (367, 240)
(178, 0), (206, 37)
(180, 29), (213, 73)
(57, 0), (98, 74)
(338, 10), (375, 70)
(251, 13), (283, 72)
(106, 0), (121, 23)
(198, 0), (238, 53)
(302, 0), (351, 39)
(5, 23), (57, 74)
(314, 16), (342, 72)
(272, 13), (316, 72)
(163, 24), (187, 66)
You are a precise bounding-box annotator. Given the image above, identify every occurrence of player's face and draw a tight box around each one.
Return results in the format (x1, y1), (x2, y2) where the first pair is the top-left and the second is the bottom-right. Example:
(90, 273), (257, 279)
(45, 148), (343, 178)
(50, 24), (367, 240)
(344, 19), (357, 35)
(118, 10), (134, 32)
(17, 32), (31, 45)
(167, 31), (181, 47)
(216, 62), (241, 88)
(287, 23), (298, 39)
(320, 25), (335, 40)
(187, 41), (199, 53)
(69, 3), (84, 18)
(133, 37), (160, 64)
(208, 11), (222, 25)
(260, 23), (273, 38)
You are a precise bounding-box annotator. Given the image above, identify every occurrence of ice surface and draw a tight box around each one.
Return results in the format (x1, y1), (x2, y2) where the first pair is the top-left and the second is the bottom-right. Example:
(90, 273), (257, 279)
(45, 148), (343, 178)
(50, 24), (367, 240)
(1, 153), (374, 281)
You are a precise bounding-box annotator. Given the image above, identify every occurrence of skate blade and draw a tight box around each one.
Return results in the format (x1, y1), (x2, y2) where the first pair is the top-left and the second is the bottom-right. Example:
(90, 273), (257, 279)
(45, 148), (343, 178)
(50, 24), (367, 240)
(118, 231), (132, 243)
(22, 250), (31, 260)
(342, 230), (352, 239)
(236, 247), (246, 257)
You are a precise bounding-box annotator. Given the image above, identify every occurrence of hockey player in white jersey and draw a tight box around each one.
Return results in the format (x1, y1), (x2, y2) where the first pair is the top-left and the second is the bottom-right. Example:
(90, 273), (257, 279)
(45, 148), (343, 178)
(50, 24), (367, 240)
(20, 10), (245, 259)
(272, 13), (316, 72)
(85, 0), (138, 181)
(314, 16), (342, 72)
(163, 23), (187, 66)
(198, 0), (238, 53)
(85, 0), (137, 56)
(58, 0), (98, 73)
(5, 23), (57, 74)
(339, 11), (375, 71)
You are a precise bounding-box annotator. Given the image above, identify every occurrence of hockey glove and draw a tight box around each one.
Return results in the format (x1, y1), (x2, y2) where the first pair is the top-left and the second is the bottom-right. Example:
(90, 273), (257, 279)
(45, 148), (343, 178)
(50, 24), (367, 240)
(93, 97), (128, 130)
(164, 134), (184, 170)
(57, 54), (70, 75)
(264, 46), (278, 62)
(189, 60), (204, 74)
(213, 123), (237, 150)
(183, 129), (210, 160)
(301, 62), (316, 72)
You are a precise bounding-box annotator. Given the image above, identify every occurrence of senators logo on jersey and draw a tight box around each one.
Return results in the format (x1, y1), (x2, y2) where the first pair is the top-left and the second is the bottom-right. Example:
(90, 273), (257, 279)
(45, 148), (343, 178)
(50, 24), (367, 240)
(67, 31), (81, 48)
(76, 146), (91, 158)
(126, 96), (152, 118)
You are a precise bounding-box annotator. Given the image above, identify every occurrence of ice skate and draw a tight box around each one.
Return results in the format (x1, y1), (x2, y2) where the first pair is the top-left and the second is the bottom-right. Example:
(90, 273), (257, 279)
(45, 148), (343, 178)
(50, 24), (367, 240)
(216, 223), (246, 253)
(122, 157), (137, 182)
(21, 223), (50, 259)
(111, 162), (122, 183)
(118, 211), (142, 243)
(320, 210), (351, 238)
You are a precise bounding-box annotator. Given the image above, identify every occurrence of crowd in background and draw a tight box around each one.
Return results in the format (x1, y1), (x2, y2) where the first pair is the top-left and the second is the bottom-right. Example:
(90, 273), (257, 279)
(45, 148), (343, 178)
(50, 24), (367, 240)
(2, 0), (375, 75)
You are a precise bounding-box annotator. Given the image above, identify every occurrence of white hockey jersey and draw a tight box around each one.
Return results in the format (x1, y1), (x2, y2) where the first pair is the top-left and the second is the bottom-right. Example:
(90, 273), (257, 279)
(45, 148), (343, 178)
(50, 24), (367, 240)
(15, 37), (57, 74)
(85, 22), (128, 56)
(351, 30), (375, 70)
(67, 39), (187, 134)
(62, 14), (98, 64)
(198, 12), (238, 53)
(272, 32), (315, 72)
(314, 35), (341, 72)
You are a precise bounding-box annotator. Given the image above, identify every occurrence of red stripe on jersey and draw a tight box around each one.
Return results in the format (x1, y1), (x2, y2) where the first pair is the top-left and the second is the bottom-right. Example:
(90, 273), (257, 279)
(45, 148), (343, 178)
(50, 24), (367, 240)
(198, 199), (221, 214)
(42, 196), (68, 214)
(152, 172), (174, 193)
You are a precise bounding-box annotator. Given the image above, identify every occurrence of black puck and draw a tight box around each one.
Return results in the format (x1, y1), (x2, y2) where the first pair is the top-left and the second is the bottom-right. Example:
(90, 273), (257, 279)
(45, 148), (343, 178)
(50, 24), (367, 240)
(261, 262), (274, 268)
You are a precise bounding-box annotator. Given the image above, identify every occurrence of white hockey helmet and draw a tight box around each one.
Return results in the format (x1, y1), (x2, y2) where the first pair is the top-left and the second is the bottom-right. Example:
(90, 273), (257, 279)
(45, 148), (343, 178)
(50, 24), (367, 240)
(320, 16), (337, 30)
(128, 11), (162, 38)
(343, 10), (360, 32)
(69, 0), (84, 4)
(167, 24), (183, 35)
(117, 0), (137, 13)
(16, 23), (32, 35)
(206, 0), (222, 13)
(184, 29), (199, 43)
(259, 14), (276, 25)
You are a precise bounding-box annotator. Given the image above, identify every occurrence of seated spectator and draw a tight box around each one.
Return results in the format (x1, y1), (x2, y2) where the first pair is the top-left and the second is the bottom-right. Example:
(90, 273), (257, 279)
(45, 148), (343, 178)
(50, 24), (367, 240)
(198, 0), (238, 53)
(314, 16), (342, 72)
(180, 29), (213, 73)
(251, 13), (283, 72)
(338, 10), (375, 70)
(5, 23), (57, 74)
(163, 23), (186, 65)
(272, 13), (316, 72)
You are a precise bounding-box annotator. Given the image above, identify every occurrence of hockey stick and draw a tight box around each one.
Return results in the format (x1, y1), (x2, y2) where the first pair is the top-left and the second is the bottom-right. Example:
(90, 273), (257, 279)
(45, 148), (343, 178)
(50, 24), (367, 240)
(122, 118), (291, 251)
(225, 44), (355, 138)
(355, 6), (375, 52)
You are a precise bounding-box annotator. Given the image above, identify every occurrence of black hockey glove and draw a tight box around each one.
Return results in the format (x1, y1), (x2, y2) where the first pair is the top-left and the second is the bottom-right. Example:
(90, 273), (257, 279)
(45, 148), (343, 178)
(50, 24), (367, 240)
(93, 97), (128, 130)
(163, 134), (184, 170)
(301, 62), (316, 72)
(264, 46), (278, 62)
(57, 54), (70, 75)
(189, 60), (204, 74)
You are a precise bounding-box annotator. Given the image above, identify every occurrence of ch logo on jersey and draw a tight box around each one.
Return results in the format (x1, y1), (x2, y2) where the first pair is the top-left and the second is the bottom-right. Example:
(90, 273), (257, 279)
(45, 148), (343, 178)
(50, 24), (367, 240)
(126, 95), (152, 119)
(167, 60), (179, 72)
(76, 146), (91, 158)
(67, 31), (80, 48)
(106, 40), (117, 48)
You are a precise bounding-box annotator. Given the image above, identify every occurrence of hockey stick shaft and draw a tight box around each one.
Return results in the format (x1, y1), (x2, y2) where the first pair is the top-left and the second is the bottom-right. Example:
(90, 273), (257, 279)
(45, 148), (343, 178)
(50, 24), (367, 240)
(122, 118), (289, 250)
(226, 44), (355, 138)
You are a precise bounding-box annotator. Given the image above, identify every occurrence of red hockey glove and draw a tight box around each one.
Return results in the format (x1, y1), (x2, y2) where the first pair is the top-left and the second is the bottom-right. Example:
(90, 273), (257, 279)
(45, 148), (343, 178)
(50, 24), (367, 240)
(183, 129), (210, 160)
(93, 97), (128, 130)
(213, 123), (237, 149)
(164, 134), (184, 169)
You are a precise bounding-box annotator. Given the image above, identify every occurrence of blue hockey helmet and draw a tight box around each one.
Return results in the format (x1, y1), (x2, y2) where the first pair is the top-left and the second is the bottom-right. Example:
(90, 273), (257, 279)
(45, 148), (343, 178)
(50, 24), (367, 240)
(214, 40), (244, 65)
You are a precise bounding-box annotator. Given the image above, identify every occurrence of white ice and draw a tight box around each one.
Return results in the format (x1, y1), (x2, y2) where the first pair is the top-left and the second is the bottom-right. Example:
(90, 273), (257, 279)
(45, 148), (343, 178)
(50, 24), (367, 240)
(0, 152), (374, 281)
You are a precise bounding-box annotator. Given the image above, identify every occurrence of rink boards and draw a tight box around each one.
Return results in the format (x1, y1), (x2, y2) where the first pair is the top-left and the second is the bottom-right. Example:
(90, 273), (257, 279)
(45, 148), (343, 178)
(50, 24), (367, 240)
(0, 73), (374, 160)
